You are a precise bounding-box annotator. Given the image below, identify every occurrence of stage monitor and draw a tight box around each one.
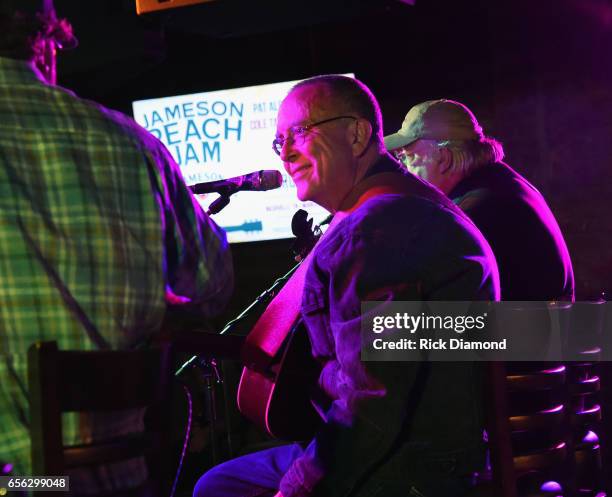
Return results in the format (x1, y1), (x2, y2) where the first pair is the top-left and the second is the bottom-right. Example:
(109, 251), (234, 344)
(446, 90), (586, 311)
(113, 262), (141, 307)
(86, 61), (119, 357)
(132, 76), (353, 243)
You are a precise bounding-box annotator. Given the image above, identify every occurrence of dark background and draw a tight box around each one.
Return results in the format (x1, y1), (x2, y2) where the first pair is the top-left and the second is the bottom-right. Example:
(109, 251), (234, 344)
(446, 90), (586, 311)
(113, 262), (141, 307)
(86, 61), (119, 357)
(54, 0), (612, 306)
(51, 0), (612, 491)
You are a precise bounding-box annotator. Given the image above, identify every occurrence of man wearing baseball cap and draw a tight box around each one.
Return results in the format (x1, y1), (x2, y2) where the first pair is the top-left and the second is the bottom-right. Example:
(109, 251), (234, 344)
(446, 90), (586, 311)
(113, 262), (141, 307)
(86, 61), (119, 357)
(0, 1), (233, 493)
(385, 99), (574, 301)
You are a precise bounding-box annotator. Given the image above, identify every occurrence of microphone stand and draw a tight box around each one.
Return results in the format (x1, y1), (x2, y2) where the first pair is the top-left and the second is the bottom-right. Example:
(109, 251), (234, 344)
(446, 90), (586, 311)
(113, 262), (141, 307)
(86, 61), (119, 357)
(175, 261), (301, 377)
(179, 182), (241, 462)
(175, 208), (325, 460)
(176, 209), (330, 377)
(174, 260), (302, 461)
(206, 187), (238, 216)
(175, 208), (329, 377)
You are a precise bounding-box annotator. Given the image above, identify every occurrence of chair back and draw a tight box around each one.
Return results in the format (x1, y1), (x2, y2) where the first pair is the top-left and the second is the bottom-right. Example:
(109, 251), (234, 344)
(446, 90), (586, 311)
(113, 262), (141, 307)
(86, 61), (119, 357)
(480, 301), (574, 496)
(482, 359), (575, 497)
(566, 300), (606, 496)
(28, 340), (174, 497)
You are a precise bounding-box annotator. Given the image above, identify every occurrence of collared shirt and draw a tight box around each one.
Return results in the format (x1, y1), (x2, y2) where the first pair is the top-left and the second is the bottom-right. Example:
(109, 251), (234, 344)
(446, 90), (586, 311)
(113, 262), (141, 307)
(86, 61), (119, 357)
(280, 156), (499, 497)
(0, 57), (232, 491)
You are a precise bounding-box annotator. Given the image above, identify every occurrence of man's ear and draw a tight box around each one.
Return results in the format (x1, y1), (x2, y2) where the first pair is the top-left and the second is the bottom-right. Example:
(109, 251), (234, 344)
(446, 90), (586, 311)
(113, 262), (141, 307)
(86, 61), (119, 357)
(437, 147), (453, 175)
(351, 118), (373, 157)
(35, 38), (58, 85)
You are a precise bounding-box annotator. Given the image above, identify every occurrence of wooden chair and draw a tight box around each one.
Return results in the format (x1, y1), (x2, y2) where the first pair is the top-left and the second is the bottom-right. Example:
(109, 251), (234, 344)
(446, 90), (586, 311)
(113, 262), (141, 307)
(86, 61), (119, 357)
(28, 341), (174, 497)
(478, 359), (575, 497)
(565, 300), (606, 497)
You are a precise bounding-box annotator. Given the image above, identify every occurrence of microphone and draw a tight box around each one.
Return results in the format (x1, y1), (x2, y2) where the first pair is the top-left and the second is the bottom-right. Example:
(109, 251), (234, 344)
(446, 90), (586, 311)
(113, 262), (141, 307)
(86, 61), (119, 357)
(190, 170), (283, 194)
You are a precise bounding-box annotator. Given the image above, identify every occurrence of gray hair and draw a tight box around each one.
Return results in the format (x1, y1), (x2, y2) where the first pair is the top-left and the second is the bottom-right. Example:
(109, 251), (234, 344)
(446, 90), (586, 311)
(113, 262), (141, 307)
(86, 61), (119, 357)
(436, 137), (505, 174)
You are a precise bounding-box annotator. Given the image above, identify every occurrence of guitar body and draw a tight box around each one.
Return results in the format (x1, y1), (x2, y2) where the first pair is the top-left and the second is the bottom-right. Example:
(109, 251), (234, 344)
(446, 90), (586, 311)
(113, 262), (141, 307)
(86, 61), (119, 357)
(237, 321), (323, 441)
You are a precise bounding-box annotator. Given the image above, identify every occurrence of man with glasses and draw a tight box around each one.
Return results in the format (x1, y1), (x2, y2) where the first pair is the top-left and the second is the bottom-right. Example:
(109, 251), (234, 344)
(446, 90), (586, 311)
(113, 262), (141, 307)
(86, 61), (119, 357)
(384, 99), (574, 301)
(195, 75), (499, 497)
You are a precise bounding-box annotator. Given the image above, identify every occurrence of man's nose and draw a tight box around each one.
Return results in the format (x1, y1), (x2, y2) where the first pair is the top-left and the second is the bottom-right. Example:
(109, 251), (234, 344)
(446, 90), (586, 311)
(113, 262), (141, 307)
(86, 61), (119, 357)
(280, 139), (298, 163)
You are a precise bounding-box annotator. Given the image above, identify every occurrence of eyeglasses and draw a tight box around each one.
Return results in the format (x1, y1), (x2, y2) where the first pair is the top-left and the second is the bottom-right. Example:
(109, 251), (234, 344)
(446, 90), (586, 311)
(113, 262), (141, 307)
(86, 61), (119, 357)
(272, 115), (357, 156)
(392, 145), (424, 168)
(391, 148), (411, 167)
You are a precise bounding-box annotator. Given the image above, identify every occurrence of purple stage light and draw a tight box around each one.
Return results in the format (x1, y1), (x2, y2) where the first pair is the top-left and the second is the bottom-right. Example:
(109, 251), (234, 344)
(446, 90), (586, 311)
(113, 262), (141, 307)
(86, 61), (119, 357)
(583, 430), (599, 443)
(540, 480), (562, 493)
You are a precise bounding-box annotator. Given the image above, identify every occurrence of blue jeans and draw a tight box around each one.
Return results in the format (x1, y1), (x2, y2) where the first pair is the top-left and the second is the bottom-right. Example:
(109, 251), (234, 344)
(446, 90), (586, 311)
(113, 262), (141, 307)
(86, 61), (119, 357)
(193, 444), (304, 497)
(192, 443), (475, 497)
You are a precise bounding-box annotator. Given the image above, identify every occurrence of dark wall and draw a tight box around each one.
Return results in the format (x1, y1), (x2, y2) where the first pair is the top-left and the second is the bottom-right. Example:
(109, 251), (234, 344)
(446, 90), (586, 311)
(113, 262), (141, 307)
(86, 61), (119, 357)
(483, 0), (612, 301)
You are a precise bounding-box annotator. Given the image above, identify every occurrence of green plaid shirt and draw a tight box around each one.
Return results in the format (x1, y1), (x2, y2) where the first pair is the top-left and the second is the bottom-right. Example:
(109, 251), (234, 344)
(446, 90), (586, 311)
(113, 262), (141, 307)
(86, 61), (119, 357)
(0, 57), (232, 489)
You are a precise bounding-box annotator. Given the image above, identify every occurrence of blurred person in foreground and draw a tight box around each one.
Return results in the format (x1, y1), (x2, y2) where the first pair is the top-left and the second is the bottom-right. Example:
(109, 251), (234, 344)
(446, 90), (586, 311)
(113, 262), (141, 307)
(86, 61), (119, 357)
(385, 99), (574, 302)
(0, 0), (233, 493)
(194, 75), (499, 497)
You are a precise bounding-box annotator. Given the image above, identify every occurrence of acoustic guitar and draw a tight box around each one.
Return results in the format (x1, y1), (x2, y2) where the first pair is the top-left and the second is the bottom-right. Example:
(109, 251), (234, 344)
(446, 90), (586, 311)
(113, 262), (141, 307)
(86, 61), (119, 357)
(237, 320), (322, 441)
(236, 210), (326, 441)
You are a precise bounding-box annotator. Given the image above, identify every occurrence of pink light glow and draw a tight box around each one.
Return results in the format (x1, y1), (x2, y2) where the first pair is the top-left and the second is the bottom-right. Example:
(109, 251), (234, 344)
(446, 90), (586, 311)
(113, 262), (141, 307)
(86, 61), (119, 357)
(582, 376), (599, 383)
(581, 347), (602, 354)
(542, 365), (566, 373)
(580, 405), (601, 414)
(540, 481), (562, 493)
(573, 0), (612, 29)
(539, 404), (564, 414)
(583, 430), (599, 444)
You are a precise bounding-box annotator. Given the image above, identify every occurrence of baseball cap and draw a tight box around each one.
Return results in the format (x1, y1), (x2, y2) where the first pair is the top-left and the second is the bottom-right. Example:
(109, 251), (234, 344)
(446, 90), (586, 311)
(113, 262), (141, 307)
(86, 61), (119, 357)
(384, 99), (484, 150)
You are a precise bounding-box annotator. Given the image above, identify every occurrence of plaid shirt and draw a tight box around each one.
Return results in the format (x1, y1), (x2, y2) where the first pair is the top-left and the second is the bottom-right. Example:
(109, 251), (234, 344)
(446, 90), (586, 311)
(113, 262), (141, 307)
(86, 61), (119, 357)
(0, 57), (233, 490)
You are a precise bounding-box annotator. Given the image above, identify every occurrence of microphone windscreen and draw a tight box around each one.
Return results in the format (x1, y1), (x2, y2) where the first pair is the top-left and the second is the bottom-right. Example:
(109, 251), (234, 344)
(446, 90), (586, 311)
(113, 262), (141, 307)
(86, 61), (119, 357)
(260, 170), (283, 190)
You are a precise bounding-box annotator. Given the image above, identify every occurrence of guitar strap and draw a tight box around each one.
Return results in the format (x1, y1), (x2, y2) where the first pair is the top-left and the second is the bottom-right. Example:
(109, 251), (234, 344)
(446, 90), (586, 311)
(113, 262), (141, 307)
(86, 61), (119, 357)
(241, 171), (453, 372)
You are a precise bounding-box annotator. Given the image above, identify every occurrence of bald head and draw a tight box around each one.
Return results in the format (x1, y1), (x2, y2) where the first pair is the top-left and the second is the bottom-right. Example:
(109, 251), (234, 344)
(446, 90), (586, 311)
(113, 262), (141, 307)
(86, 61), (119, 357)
(291, 75), (384, 151)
